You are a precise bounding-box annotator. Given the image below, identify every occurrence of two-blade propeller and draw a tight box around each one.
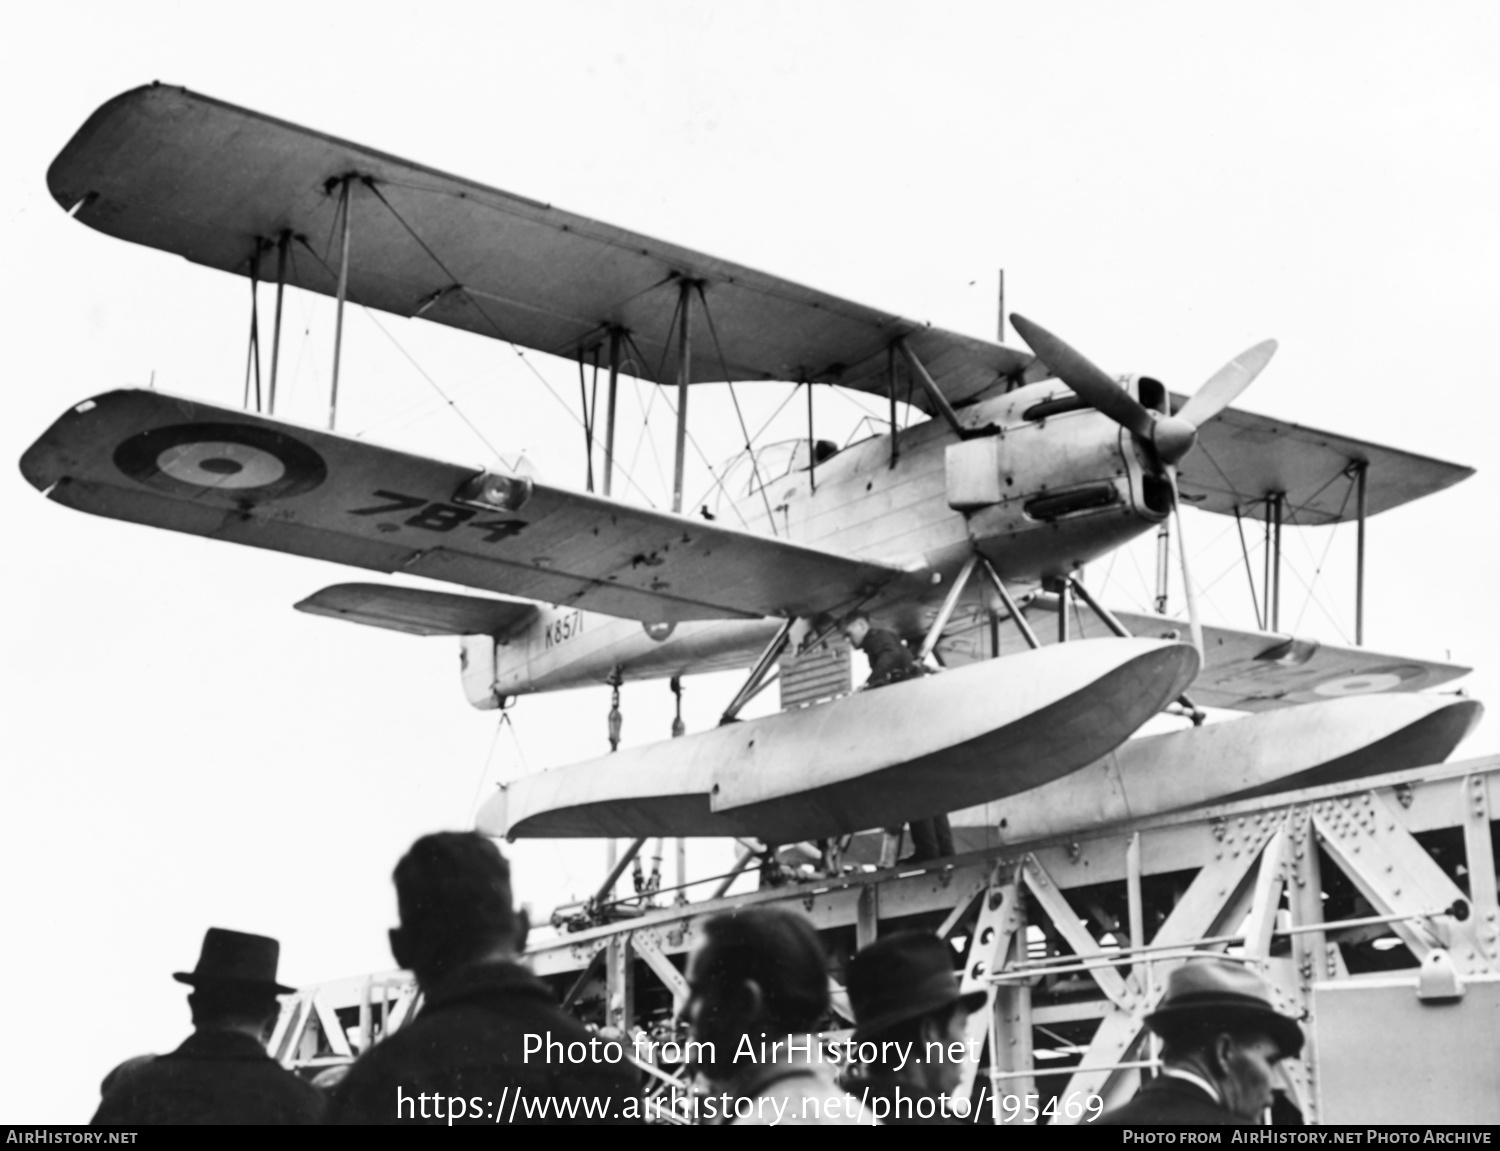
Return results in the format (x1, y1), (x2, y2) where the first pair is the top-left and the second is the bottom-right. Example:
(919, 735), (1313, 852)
(1009, 313), (1278, 658)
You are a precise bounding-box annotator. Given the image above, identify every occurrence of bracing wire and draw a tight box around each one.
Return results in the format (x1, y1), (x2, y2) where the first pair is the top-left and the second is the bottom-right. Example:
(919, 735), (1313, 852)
(467, 712), (510, 824)
(621, 331), (750, 530)
(292, 184), (669, 504)
(694, 283), (779, 536)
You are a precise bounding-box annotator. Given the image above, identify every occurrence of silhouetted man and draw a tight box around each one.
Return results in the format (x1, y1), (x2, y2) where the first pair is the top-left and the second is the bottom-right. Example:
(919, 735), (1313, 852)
(1093, 959), (1303, 1125)
(846, 932), (985, 1123)
(92, 928), (323, 1125)
(683, 906), (869, 1125)
(326, 832), (638, 1124)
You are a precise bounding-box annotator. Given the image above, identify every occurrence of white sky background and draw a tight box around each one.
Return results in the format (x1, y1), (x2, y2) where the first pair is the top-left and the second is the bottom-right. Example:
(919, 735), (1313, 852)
(3, 0), (1497, 1122)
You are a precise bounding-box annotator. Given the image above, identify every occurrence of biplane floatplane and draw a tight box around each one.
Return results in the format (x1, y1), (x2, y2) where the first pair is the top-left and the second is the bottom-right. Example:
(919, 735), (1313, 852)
(22, 85), (1481, 849)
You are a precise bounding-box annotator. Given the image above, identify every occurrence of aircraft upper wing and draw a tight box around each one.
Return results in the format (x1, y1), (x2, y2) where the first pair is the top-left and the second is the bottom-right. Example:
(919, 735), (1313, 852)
(933, 600), (1470, 712)
(48, 85), (1035, 413)
(1171, 395), (1473, 525)
(21, 390), (927, 624)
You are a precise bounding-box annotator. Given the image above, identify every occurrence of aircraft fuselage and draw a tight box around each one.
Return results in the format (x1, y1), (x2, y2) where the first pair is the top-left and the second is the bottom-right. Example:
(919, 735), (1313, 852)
(466, 376), (1171, 704)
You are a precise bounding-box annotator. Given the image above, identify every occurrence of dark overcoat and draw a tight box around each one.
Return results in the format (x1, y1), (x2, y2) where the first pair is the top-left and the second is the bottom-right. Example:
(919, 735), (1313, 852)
(92, 1031), (324, 1125)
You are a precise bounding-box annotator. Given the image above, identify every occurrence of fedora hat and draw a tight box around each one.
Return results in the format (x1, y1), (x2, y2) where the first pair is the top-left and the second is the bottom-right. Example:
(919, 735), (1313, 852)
(1145, 959), (1304, 1058)
(173, 928), (295, 994)
(848, 932), (986, 1042)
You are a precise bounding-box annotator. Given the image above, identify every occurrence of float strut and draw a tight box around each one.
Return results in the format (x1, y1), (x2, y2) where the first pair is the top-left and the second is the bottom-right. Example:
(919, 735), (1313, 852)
(592, 837), (645, 910)
(1154, 520), (1170, 615)
(1068, 576), (1204, 724)
(720, 619), (795, 724)
(711, 847), (759, 899)
(979, 558), (1042, 651)
(918, 554), (980, 661)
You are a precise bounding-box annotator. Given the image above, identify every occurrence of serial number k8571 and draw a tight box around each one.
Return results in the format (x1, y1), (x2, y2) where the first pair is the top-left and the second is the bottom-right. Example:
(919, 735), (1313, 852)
(544, 611), (584, 649)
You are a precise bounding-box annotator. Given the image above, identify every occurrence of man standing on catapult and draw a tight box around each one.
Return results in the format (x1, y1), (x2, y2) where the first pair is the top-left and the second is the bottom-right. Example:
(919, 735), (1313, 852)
(841, 612), (954, 862)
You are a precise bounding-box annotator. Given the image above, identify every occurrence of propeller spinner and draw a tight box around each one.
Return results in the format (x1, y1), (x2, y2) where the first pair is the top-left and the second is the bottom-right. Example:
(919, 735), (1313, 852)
(1009, 314), (1278, 657)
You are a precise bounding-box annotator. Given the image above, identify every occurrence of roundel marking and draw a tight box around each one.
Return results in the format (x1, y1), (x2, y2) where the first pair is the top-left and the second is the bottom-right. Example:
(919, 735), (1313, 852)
(114, 423), (327, 500)
(157, 441), (287, 489)
(643, 621), (676, 643)
(1311, 664), (1429, 698)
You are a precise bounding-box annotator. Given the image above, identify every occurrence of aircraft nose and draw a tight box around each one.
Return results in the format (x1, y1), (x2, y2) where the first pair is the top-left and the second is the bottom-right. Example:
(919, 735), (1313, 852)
(1152, 415), (1198, 466)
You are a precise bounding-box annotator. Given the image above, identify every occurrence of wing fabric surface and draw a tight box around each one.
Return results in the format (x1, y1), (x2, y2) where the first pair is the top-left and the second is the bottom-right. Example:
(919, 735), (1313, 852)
(21, 390), (923, 624)
(1172, 396), (1473, 525)
(49, 85), (1034, 412)
(931, 601), (1469, 711)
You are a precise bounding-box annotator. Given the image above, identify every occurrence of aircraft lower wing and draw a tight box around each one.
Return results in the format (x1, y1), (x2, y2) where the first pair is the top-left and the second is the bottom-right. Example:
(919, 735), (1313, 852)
(934, 599), (1470, 712)
(21, 390), (926, 624)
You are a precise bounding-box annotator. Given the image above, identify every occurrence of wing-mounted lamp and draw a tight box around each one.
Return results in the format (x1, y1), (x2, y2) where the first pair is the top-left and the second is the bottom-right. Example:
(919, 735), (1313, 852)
(455, 471), (534, 513)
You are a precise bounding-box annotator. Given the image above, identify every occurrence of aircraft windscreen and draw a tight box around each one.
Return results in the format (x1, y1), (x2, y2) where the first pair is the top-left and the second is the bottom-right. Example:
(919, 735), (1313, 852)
(709, 438), (840, 517)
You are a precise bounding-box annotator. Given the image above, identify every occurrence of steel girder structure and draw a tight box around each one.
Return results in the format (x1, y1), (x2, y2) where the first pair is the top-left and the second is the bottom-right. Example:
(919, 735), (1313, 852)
(270, 753), (1500, 1124)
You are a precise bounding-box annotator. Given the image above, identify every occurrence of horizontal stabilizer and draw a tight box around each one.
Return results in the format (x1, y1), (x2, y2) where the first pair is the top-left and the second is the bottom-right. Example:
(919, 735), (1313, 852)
(296, 583), (537, 637)
(477, 638), (1198, 841)
(22, 390), (926, 624)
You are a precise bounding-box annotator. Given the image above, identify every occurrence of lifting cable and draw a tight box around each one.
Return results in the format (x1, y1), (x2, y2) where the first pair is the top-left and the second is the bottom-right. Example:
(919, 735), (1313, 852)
(466, 711), (513, 824)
